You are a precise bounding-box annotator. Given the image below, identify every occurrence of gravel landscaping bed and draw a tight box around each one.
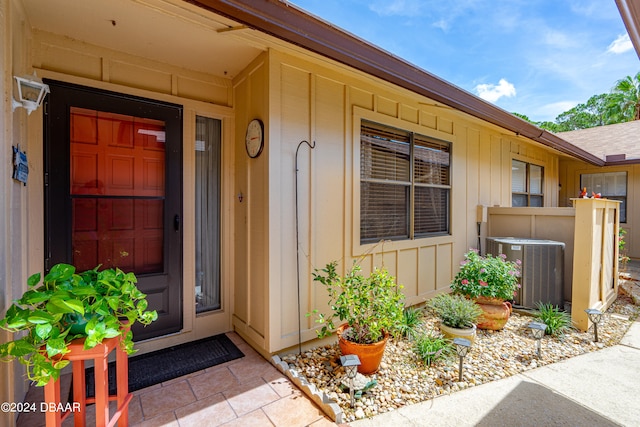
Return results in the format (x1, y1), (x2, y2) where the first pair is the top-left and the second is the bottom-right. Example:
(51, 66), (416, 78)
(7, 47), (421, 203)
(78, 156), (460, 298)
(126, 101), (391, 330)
(280, 292), (640, 422)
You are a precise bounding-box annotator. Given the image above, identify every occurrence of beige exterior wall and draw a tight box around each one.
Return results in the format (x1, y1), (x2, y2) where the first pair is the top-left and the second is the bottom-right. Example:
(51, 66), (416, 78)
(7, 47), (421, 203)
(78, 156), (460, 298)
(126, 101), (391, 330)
(233, 49), (564, 354)
(231, 52), (271, 352)
(2, 1), (36, 424)
(561, 159), (639, 258)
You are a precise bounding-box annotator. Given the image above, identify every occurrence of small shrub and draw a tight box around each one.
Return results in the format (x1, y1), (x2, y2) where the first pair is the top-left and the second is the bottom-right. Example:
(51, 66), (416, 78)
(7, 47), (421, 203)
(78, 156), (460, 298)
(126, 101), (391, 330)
(451, 249), (521, 301)
(309, 261), (405, 344)
(413, 333), (452, 366)
(398, 306), (423, 340)
(426, 293), (482, 329)
(535, 302), (573, 337)
(619, 228), (630, 269)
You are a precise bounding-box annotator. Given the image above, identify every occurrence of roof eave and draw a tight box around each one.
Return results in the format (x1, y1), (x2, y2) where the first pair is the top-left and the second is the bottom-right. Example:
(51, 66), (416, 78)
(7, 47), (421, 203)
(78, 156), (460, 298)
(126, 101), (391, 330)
(616, 0), (640, 61)
(604, 158), (640, 166)
(188, 0), (604, 166)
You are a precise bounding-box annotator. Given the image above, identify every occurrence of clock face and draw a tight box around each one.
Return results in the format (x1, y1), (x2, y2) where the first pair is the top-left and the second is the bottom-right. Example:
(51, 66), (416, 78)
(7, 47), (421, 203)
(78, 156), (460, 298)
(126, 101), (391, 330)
(245, 119), (264, 158)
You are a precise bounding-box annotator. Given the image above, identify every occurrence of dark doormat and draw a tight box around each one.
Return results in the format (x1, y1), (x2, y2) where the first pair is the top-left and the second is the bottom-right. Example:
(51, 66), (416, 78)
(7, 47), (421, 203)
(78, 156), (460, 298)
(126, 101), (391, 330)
(84, 334), (244, 397)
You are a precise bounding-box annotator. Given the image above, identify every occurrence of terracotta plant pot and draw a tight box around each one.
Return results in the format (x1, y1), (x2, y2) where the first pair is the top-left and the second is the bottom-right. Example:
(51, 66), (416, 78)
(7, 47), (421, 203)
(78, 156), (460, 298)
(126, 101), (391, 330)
(337, 324), (389, 374)
(439, 323), (477, 344)
(475, 297), (512, 330)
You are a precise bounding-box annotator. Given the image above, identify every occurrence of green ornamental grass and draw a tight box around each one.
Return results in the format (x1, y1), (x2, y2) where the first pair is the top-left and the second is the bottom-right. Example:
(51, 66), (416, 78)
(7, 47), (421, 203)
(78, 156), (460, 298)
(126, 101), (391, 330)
(398, 306), (423, 341)
(535, 302), (573, 337)
(413, 333), (452, 366)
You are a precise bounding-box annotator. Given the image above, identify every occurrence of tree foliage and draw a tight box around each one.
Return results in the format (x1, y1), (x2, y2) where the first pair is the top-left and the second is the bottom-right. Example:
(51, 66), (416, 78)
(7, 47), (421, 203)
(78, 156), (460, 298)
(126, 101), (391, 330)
(607, 71), (640, 122)
(514, 72), (640, 132)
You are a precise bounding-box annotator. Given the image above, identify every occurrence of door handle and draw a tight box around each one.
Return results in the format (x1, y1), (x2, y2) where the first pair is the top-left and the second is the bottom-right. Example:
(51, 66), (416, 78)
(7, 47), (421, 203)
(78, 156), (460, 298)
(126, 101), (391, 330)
(174, 214), (180, 232)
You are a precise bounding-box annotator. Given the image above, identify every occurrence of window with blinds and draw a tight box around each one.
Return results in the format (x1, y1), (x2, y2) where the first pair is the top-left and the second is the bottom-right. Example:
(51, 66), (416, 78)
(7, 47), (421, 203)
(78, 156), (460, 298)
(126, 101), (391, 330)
(580, 171), (627, 222)
(512, 159), (544, 207)
(360, 120), (451, 243)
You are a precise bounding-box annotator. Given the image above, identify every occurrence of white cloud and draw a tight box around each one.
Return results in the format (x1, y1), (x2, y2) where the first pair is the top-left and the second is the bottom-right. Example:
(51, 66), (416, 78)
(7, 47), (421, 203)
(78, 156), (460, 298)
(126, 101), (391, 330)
(432, 19), (449, 31)
(369, 0), (423, 17)
(543, 29), (576, 49)
(607, 34), (633, 54)
(474, 79), (516, 103)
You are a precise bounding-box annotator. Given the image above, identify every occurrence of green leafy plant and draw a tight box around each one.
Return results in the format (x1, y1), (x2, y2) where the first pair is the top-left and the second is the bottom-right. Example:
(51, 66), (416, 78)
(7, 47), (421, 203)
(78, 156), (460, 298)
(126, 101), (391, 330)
(426, 293), (482, 329)
(535, 302), (573, 337)
(413, 333), (452, 366)
(619, 227), (630, 269)
(397, 306), (423, 340)
(0, 264), (157, 386)
(307, 260), (405, 344)
(450, 249), (521, 301)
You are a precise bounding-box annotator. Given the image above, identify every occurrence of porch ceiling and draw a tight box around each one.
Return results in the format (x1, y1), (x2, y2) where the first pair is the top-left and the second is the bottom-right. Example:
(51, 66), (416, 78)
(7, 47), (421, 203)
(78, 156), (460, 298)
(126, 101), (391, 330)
(20, 0), (264, 79)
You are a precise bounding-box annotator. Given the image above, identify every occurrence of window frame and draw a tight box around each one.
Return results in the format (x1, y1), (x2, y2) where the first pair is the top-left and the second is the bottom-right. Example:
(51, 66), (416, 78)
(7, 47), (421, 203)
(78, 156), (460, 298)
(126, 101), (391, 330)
(511, 159), (544, 207)
(359, 119), (452, 244)
(580, 171), (628, 223)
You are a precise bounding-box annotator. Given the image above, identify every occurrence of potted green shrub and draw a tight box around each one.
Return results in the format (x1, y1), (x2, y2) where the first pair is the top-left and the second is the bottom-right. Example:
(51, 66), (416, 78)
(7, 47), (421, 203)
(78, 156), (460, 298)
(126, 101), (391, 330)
(450, 249), (521, 330)
(425, 293), (482, 343)
(0, 263), (157, 386)
(308, 260), (405, 374)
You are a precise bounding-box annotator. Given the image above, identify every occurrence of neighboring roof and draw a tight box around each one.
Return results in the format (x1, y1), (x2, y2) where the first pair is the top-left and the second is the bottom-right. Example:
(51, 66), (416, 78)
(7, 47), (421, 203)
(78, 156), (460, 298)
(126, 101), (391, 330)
(558, 121), (640, 165)
(189, 0), (605, 166)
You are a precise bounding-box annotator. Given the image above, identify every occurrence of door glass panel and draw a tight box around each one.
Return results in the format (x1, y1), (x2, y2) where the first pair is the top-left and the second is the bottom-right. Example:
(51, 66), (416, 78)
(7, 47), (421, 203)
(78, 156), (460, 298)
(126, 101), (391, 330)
(195, 116), (221, 313)
(70, 107), (166, 273)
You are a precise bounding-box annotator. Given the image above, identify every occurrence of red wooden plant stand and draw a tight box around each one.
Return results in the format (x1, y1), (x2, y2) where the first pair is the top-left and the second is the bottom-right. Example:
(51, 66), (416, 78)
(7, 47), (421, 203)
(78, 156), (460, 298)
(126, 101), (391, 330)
(43, 332), (131, 427)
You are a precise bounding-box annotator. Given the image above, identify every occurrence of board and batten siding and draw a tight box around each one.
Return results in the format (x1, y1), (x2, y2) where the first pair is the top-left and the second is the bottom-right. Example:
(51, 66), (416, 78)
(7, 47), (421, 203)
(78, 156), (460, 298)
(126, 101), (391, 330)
(257, 49), (561, 353)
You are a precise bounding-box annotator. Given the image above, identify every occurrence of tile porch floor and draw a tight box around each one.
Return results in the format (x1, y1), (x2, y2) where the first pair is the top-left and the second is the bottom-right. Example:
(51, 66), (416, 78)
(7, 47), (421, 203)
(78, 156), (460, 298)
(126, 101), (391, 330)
(17, 332), (337, 427)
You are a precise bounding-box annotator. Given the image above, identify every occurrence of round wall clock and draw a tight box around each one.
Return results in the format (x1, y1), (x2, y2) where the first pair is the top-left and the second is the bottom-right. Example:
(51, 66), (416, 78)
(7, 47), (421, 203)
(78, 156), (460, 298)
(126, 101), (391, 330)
(245, 119), (264, 158)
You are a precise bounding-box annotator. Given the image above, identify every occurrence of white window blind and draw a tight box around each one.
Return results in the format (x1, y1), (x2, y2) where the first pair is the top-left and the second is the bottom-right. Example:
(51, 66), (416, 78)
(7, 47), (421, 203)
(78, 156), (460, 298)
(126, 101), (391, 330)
(580, 171), (627, 222)
(360, 121), (450, 243)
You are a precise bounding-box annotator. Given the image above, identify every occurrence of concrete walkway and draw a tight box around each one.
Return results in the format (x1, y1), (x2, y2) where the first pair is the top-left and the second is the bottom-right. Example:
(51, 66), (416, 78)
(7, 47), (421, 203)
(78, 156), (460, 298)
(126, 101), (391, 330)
(349, 319), (640, 427)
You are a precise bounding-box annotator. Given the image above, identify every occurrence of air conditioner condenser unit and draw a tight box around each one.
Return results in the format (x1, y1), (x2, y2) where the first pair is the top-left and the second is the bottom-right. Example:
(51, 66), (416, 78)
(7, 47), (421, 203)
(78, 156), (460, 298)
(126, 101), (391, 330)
(485, 237), (565, 309)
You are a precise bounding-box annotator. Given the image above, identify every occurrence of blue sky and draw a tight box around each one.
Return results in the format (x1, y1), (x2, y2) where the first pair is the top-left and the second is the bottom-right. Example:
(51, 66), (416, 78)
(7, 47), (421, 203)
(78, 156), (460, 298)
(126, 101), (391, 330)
(290, 0), (639, 122)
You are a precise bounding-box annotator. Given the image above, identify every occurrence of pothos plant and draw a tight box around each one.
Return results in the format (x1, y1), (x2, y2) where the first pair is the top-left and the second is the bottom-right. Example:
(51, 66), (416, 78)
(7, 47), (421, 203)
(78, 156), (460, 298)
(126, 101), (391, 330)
(307, 260), (405, 344)
(0, 263), (157, 386)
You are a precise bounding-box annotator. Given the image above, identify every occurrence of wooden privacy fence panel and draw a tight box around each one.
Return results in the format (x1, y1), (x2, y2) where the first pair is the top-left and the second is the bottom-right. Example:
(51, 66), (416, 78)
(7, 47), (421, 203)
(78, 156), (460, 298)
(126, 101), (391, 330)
(571, 198), (620, 331)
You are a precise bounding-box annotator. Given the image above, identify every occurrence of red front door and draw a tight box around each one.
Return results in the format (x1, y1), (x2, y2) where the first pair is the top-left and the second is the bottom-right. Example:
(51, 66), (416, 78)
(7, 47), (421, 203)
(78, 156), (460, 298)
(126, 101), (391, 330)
(44, 81), (183, 340)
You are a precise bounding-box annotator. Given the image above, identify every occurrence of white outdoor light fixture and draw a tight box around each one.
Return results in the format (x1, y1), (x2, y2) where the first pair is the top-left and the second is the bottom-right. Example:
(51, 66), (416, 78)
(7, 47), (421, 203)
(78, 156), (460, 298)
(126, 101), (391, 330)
(528, 321), (547, 357)
(453, 337), (471, 382)
(585, 308), (603, 342)
(12, 74), (50, 115)
(340, 354), (361, 407)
